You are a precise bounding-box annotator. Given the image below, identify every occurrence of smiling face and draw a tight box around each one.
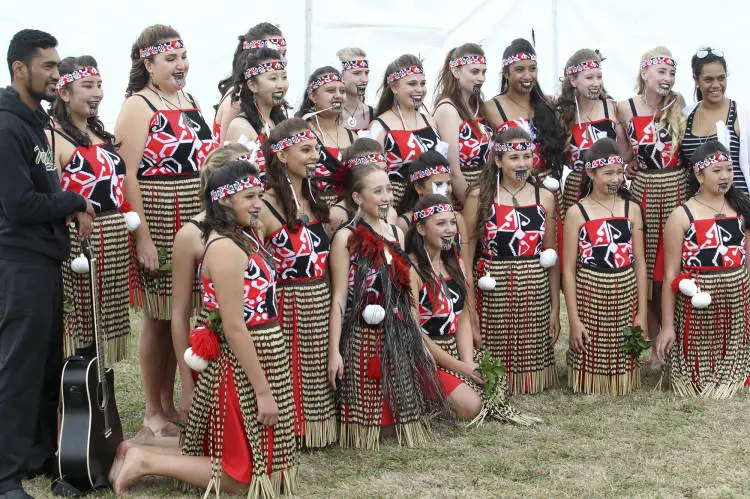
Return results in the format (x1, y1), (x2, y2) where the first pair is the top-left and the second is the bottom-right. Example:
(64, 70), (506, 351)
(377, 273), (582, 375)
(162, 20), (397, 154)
(352, 169), (393, 219)
(698, 160), (733, 195)
(695, 61), (727, 105)
(506, 60), (537, 94)
(570, 67), (603, 100)
(310, 81), (345, 117)
(224, 183), (264, 228)
(495, 141), (534, 182)
(587, 162), (624, 195)
(417, 210), (458, 252)
(342, 59), (369, 98)
(59, 72), (103, 120)
(641, 62), (676, 97)
(452, 59), (487, 95)
(277, 136), (319, 180)
(145, 42), (189, 92)
(14, 46), (61, 103)
(249, 62), (289, 108)
(392, 73), (427, 111)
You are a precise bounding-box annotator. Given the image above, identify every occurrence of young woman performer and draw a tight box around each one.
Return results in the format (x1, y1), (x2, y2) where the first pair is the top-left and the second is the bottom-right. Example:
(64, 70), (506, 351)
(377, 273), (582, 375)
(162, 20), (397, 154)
(260, 119), (336, 448)
(463, 127), (560, 394)
(337, 47), (373, 132)
(370, 54), (441, 207)
(115, 24), (216, 435)
(617, 46), (687, 339)
(563, 138), (647, 395)
(397, 150), (456, 233)
(327, 163), (444, 448)
(50, 56), (131, 363)
(223, 47), (288, 173)
(110, 161), (298, 497)
(170, 143), (250, 422)
(214, 23), (287, 143)
(682, 48), (750, 195)
(433, 43), (492, 200)
(556, 49), (627, 219)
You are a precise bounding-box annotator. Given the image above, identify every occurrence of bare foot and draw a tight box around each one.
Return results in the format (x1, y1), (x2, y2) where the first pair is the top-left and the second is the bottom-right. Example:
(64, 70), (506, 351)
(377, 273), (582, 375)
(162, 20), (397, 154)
(143, 415), (180, 437)
(112, 446), (146, 497)
(132, 427), (157, 445)
(108, 441), (131, 487)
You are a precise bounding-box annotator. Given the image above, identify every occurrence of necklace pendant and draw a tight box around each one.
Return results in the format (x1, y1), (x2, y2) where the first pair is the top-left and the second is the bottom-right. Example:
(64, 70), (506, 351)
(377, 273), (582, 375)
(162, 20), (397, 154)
(299, 214), (309, 225)
(512, 196), (520, 207)
(182, 111), (196, 130)
(715, 213), (726, 218)
(346, 115), (357, 128)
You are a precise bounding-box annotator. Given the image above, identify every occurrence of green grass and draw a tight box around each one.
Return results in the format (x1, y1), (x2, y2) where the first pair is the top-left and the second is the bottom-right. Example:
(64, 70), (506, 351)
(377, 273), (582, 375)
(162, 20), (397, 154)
(26, 306), (750, 498)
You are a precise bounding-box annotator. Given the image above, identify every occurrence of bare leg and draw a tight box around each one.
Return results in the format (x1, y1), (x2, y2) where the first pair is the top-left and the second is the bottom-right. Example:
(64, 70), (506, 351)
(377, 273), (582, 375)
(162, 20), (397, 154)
(648, 283), (663, 340)
(160, 335), (179, 423)
(132, 427), (180, 449)
(139, 318), (175, 434)
(447, 383), (483, 421)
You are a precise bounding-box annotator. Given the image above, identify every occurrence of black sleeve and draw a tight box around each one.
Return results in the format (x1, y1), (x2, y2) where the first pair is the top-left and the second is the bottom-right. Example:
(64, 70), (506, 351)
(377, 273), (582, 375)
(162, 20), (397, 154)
(0, 127), (87, 224)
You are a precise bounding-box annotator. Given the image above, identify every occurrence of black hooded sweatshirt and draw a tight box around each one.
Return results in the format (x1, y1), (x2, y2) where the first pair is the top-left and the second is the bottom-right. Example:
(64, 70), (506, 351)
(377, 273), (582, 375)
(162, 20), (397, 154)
(0, 86), (87, 262)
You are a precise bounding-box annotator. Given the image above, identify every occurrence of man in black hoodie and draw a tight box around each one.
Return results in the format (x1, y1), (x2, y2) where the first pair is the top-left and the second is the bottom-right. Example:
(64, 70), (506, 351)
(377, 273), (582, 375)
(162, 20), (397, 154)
(0, 30), (95, 499)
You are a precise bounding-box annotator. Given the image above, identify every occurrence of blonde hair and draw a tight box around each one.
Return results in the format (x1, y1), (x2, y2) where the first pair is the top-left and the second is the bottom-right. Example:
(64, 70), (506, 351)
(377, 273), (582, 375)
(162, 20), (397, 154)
(635, 46), (686, 151)
(336, 47), (367, 61)
(199, 143), (250, 193)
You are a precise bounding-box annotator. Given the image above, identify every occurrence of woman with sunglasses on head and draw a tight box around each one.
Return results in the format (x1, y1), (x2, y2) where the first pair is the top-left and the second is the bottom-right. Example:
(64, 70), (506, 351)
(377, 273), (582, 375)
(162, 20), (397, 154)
(682, 47), (750, 195)
(337, 47), (373, 132)
(370, 54), (441, 208)
(214, 23), (287, 144)
(115, 25), (216, 436)
(616, 47), (687, 342)
(653, 141), (750, 399)
(433, 43), (492, 202)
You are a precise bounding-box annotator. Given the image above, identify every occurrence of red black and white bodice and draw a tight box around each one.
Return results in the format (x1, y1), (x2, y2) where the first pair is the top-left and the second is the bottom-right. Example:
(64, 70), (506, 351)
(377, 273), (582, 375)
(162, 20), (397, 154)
(577, 202), (633, 269)
(481, 188), (546, 259)
(135, 94), (216, 178)
(375, 115), (440, 182)
(626, 97), (679, 170)
(419, 277), (464, 338)
(264, 202), (330, 282)
(568, 100), (617, 171)
(346, 225), (402, 305)
(58, 135), (125, 214)
(458, 118), (492, 172)
(201, 250), (278, 327)
(681, 206), (746, 270)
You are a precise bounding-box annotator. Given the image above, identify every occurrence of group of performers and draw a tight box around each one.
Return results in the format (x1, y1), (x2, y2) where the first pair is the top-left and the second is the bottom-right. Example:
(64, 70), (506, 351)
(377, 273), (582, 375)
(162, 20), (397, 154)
(4, 21), (750, 499)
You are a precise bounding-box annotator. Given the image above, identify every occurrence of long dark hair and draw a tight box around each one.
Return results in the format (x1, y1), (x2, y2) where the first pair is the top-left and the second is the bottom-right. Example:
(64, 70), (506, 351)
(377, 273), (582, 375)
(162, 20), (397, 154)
(434, 43), (485, 125)
(500, 38), (564, 179)
(579, 138), (637, 203)
(51, 55), (114, 147)
(375, 54), (423, 117)
(263, 118), (329, 230)
(398, 150), (449, 215)
(203, 160), (261, 251)
(217, 22), (283, 99)
(234, 47), (287, 135)
(689, 141), (750, 228)
(294, 66), (341, 119)
(691, 47), (727, 102)
(125, 24), (181, 97)
(406, 194), (467, 297)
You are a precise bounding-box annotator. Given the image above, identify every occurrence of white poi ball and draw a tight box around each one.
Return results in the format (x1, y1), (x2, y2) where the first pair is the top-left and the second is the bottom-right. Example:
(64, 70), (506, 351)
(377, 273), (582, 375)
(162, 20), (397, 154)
(71, 253), (90, 274)
(123, 211), (141, 232)
(183, 347), (209, 372)
(678, 278), (699, 297)
(542, 176), (560, 192)
(478, 272), (496, 291)
(691, 291), (712, 309)
(539, 248), (558, 268)
(362, 304), (386, 325)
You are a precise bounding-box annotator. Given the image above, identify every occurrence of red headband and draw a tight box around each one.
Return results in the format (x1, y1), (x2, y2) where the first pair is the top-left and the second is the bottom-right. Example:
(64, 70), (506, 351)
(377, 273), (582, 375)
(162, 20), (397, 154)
(566, 59), (600, 75)
(450, 55), (486, 68)
(641, 56), (677, 69)
(242, 37), (287, 50)
(694, 152), (731, 172)
(346, 153), (384, 168)
(413, 203), (454, 222)
(210, 175), (263, 202)
(502, 52), (536, 68)
(308, 72), (341, 92)
(270, 129), (316, 153)
(139, 39), (184, 59)
(387, 65), (423, 84)
(410, 164), (450, 183)
(342, 59), (368, 71)
(493, 141), (533, 153)
(56, 66), (99, 90)
(244, 60), (286, 79)
(586, 155), (624, 170)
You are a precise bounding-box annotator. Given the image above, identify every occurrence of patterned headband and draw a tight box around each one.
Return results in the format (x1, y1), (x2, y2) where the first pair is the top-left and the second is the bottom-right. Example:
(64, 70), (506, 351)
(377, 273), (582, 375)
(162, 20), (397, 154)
(346, 153), (384, 168)
(244, 60), (286, 79)
(139, 39), (184, 59)
(493, 141), (533, 153)
(502, 52), (536, 68)
(413, 203), (454, 222)
(410, 164), (450, 183)
(242, 37), (287, 50)
(308, 72), (341, 93)
(694, 152), (732, 172)
(56, 66), (99, 90)
(270, 129), (317, 153)
(386, 65), (424, 84)
(210, 175), (263, 202)
(566, 59), (600, 75)
(586, 155), (624, 170)
(641, 56), (677, 69)
(342, 59), (368, 71)
(450, 55), (487, 68)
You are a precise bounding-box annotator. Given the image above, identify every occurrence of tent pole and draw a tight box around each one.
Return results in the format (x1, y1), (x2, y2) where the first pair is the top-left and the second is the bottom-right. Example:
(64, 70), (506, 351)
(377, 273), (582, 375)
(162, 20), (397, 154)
(552, 0), (559, 86)
(305, 0), (313, 81)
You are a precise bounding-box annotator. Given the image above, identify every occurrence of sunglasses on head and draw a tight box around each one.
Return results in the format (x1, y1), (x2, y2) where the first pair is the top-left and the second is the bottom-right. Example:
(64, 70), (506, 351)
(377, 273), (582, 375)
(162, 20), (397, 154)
(696, 47), (724, 58)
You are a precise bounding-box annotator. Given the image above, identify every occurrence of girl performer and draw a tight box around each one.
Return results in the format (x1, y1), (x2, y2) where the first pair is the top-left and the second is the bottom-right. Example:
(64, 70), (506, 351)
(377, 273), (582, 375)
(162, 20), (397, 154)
(214, 23), (287, 143)
(337, 47), (373, 132)
(370, 54), (441, 207)
(115, 24), (216, 435)
(616, 46), (686, 338)
(224, 47), (288, 173)
(463, 127), (560, 394)
(296, 67), (354, 205)
(327, 162), (444, 448)
(682, 47), (750, 195)
(260, 119), (337, 448)
(654, 141), (750, 399)
(434, 43), (492, 200)
(563, 138), (647, 395)
(50, 56), (131, 363)
(171, 143), (250, 421)
(110, 161), (298, 498)
(557, 49), (626, 218)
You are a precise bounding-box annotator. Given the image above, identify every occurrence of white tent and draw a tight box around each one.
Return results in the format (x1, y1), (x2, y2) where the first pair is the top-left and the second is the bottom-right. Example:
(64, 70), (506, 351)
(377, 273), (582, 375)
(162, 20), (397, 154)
(1, 0), (748, 128)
